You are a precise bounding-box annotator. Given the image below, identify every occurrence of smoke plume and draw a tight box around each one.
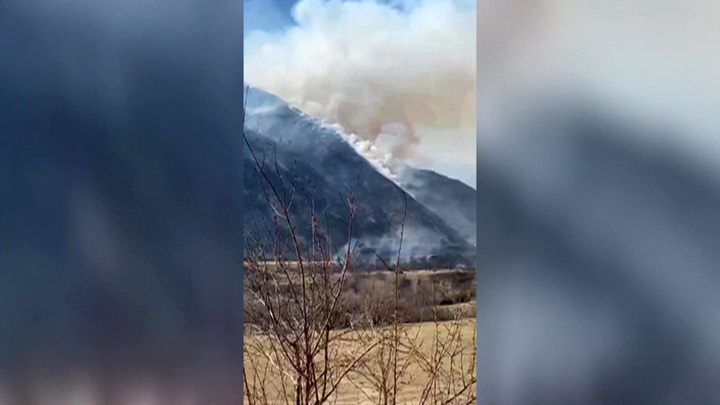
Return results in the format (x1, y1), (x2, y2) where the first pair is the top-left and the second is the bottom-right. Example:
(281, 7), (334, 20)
(244, 0), (476, 172)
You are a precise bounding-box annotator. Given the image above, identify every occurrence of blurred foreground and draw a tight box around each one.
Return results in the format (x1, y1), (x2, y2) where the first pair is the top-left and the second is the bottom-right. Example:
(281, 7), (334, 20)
(478, 1), (720, 404)
(0, 1), (243, 403)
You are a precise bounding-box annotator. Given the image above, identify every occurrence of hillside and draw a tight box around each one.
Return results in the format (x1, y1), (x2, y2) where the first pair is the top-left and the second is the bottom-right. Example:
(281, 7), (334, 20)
(243, 85), (476, 268)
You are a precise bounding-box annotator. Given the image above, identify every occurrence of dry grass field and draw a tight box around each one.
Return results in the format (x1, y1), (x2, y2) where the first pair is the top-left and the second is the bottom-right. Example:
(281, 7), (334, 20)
(244, 317), (477, 405)
(243, 266), (477, 405)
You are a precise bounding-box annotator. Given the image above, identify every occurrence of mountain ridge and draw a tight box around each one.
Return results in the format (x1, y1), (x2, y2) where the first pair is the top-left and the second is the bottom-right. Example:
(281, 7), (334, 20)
(243, 85), (477, 268)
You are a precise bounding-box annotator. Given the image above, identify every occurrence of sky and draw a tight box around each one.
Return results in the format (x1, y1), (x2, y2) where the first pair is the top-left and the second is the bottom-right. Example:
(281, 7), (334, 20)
(244, 0), (477, 187)
(243, 0), (296, 35)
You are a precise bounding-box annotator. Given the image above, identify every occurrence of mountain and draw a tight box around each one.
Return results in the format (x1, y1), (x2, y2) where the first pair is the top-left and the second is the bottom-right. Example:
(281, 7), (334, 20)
(243, 86), (476, 268)
(397, 165), (477, 245)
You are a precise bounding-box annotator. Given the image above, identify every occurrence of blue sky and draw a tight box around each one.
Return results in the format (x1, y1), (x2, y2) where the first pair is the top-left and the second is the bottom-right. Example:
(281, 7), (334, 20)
(244, 0), (476, 35)
(243, 0), (296, 35)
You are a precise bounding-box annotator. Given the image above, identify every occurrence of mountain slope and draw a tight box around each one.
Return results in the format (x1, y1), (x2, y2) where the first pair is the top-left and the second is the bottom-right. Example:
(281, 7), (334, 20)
(243, 86), (475, 267)
(397, 165), (477, 245)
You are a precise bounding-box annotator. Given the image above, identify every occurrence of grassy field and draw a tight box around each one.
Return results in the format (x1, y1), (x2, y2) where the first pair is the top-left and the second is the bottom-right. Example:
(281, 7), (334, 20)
(243, 265), (477, 404)
(244, 317), (477, 405)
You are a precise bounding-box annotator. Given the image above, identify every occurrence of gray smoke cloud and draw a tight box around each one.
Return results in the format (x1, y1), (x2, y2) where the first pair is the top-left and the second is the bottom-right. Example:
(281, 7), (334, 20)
(244, 0), (476, 180)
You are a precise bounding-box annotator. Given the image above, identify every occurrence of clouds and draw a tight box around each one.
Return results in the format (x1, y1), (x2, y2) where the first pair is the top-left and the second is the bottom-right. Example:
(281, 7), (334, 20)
(244, 0), (476, 184)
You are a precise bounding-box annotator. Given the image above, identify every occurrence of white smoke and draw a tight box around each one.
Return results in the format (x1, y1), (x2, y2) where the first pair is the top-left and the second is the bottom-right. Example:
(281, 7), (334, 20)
(344, 133), (400, 182)
(244, 0), (476, 181)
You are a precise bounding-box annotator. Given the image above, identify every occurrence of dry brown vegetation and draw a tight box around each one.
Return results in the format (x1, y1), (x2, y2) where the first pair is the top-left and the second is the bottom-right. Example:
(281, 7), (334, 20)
(243, 257), (477, 405)
(244, 318), (476, 405)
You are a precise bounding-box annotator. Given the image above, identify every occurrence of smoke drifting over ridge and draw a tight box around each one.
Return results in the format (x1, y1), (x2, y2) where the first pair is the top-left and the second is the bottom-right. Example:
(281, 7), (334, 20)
(244, 0), (476, 175)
